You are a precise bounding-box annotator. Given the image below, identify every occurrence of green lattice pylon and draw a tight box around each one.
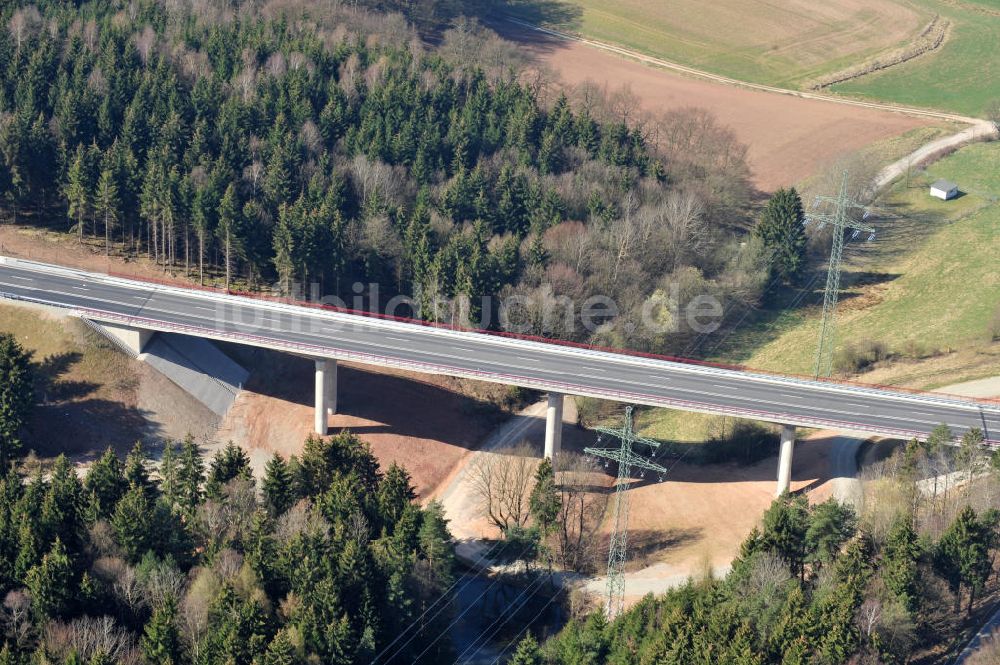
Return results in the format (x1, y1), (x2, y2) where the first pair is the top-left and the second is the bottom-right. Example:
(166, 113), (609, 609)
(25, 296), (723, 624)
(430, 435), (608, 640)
(584, 406), (668, 618)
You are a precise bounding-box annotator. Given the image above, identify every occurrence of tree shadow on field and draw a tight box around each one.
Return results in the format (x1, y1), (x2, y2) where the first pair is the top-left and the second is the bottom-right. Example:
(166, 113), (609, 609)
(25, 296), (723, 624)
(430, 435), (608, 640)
(482, 1), (583, 55)
(21, 345), (161, 461)
(33, 351), (101, 401)
(489, 0), (582, 28)
(698, 265), (900, 365)
(594, 527), (703, 570)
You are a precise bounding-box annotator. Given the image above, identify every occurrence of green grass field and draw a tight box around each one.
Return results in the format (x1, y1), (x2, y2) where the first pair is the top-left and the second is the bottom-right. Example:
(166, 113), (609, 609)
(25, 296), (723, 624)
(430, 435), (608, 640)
(513, 0), (930, 88)
(832, 0), (1000, 116)
(510, 0), (999, 116)
(633, 142), (1000, 440)
(721, 141), (1000, 383)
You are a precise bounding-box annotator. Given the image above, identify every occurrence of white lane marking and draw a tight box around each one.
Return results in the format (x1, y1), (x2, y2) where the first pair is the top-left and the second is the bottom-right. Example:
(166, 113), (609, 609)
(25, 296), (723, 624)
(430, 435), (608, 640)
(386, 336), (408, 342)
(781, 394), (804, 400)
(6, 276), (997, 433)
(8, 276), (32, 282)
(192, 305), (215, 312)
(71, 285), (89, 291)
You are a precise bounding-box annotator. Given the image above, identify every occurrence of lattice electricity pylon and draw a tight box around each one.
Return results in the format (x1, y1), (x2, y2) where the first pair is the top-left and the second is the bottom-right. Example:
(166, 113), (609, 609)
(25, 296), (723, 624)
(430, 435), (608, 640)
(584, 406), (668, 619)
(806, 170), (877, 378)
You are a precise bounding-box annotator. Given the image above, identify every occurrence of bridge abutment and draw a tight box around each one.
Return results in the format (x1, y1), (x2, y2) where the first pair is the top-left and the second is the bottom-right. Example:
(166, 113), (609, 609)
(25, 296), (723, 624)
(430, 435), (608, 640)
(776, 424), (796, 495)
(544, 392), (564, 459)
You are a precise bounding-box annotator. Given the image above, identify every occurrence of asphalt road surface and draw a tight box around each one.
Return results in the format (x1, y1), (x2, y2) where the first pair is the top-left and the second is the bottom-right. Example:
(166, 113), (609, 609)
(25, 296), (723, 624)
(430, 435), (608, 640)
(1, 258), (998, 444)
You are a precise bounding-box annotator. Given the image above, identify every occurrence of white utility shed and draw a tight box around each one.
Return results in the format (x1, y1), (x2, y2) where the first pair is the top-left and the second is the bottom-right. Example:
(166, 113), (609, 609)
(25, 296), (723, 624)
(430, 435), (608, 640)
(930, 179), (958, 200)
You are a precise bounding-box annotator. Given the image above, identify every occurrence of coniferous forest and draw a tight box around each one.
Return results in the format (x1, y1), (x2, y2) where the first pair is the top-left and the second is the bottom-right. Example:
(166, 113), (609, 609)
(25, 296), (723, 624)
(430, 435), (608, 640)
(8, 2), (999, 665)
(0, 0), (771, 353)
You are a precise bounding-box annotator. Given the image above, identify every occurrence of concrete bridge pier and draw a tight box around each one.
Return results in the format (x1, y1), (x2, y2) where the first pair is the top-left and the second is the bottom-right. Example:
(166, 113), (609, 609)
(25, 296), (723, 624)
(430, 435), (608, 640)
(314, 358), (337, 434)
(326, 359), (338, 416)
(544, 392), (564, 459)
(776, 424), (796, 496)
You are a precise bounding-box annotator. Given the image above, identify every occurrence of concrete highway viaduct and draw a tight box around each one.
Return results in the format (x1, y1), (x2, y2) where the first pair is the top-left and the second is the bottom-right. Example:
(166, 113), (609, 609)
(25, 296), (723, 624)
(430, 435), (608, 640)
(2, 257), (998, 495)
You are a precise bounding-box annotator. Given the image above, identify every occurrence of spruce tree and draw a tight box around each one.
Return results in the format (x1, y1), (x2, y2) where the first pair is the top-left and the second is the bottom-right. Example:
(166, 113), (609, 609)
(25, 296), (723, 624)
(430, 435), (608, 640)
(64, 144), (91, 242)
(111, 484), (153, 561)
(377, 463), (416, 530)
(83, 447), (127, 519)
(94, 167), (119, 256)
(141, 597), (182, 665)
(176, 436), (205, 514)
(206, 441), (252, 498)
(0, 334), (33, 473)
(753, 187), (807, 284)
(529, 458), (561, 536)
(262, 453), (295, 517)
(509, 633), (543, 665)
(25, 538), (73, 620)
(882, 513), (921, 612)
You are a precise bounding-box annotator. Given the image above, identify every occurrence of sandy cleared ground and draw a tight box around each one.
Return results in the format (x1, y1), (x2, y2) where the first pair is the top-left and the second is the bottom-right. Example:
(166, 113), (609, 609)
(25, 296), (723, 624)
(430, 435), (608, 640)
(494, 21), (933, 192)
(215, 348), (511, 497)
(575, 430), (836, 602)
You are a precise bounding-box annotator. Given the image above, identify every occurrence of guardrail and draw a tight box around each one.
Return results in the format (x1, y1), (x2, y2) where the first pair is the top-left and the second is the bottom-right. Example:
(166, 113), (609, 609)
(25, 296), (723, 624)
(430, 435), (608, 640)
(5, 256), (1000, 412)
(69, 303), (1000, 445)
(93, 266), (1000, 410)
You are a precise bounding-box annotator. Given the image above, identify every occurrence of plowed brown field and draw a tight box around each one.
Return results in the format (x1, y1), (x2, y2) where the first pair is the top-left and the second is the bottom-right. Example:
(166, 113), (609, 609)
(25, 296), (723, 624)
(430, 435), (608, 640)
(495, 22), (934, 192)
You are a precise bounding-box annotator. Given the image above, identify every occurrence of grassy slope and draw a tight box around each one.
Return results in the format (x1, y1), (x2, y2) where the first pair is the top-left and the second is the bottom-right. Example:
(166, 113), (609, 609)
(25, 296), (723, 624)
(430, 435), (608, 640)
(637, 142), (1000, 437)
(513, 0), (931, 88)
(832, 0), (1000, 116)
(724, 141), (1000, 383)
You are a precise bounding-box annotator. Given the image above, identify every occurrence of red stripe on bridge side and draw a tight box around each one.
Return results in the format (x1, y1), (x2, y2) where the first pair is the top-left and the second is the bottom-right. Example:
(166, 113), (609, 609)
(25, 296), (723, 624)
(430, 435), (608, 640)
(102, 270), (1000, 407)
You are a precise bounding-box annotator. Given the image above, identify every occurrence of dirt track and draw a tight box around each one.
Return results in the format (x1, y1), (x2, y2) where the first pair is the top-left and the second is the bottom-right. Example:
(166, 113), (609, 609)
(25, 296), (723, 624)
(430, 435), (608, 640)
(494, 21), (934, 192)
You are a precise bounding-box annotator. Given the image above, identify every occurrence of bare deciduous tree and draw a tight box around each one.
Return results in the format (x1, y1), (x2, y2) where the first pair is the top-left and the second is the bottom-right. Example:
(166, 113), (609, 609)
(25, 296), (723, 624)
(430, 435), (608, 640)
(468, 443), (538, 534)
(2, 590), (32, 647)
(553, 453), (608, 573)
(44, 616), (140, 665)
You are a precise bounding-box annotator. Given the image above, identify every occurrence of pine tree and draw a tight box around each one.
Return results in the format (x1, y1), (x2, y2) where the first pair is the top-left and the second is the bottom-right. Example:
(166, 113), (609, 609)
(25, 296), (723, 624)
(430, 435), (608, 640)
(262, 453), (295, 517)
(0, 334), (32, 474)
(418, 500), (454, 589)
(753, 188), (807, 284)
